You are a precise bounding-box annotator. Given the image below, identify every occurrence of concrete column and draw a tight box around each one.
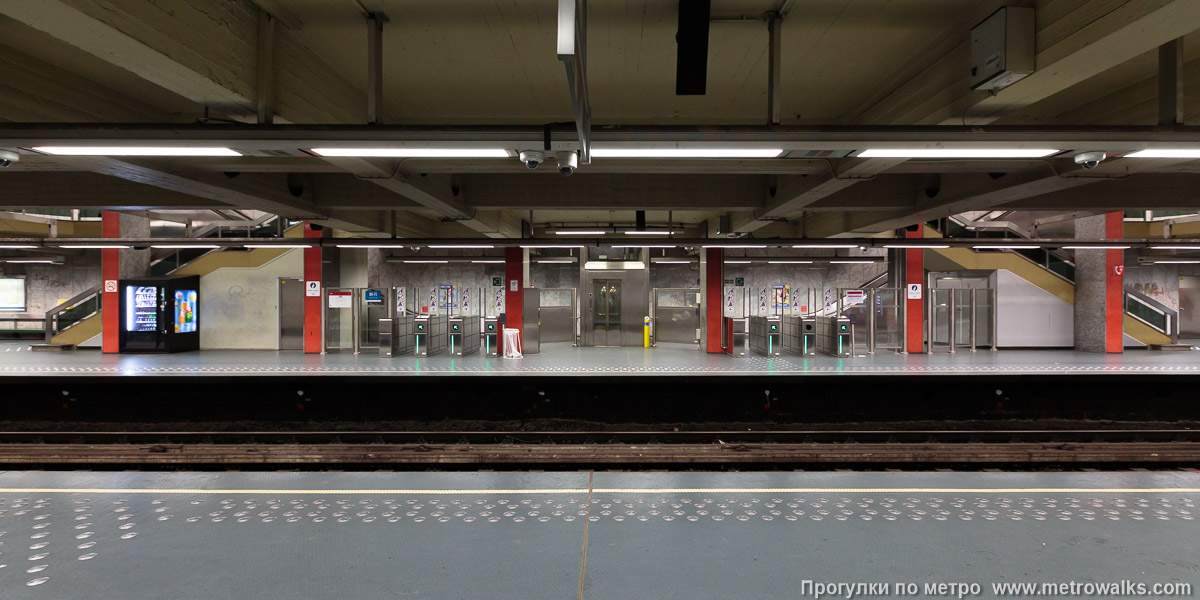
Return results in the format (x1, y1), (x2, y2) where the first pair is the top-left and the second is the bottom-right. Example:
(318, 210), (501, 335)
(100, 211), (151, 353)
(303, 223), (323, 354)
(904, 225), (925, 353)
(366, 247), (386, 288)
(503, 246), (524, 352)
(1074, 213), (1125, 353)
(704, 247), (724, 353)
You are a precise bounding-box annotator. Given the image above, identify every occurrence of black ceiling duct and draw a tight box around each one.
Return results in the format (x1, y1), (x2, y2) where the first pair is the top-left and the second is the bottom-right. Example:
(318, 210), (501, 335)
(675, 0), (710, 95)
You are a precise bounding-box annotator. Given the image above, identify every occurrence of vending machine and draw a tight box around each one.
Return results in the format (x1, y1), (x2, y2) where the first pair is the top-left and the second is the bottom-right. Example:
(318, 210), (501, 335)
(118, 275), (201, 353)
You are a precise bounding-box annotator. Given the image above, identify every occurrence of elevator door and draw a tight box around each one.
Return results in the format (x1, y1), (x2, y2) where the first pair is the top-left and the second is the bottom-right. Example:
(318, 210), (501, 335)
(278, 278), (304, 350)
(1181, 276), (1200, 337)
(593, 280), (622, 347)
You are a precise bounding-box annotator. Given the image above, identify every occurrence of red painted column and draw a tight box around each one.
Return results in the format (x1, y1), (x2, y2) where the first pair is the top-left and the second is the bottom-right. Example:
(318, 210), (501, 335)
(101, 211), (120, 353)
(705, 247), (724, 353)
(503, 247), (524, 352)
(1105, 212), (1124, 353)
(303, 223), (323, 354)
(905, 225), (925, 353)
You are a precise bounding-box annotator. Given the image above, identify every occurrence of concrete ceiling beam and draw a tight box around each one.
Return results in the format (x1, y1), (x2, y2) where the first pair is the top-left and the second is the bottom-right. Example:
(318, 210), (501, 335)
(0, 172), (233, 210)
(460, 174), (767, 211)
(857, 0), (1200, 126)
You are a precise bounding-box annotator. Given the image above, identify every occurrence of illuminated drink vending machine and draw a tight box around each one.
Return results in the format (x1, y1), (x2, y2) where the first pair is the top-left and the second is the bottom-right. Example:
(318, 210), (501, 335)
(118, 275), (201, 353)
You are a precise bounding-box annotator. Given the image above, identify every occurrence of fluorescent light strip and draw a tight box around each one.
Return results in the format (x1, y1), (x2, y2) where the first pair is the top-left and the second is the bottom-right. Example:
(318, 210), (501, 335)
(335, 244), (404, 248)
(244, 244), (313, 249)
(830, 260), (877, 264)
(858, 148), (1059, 158)
(310, 148), (509, 158)
(57, 244), (131, 249)
(623, 230), (676, 235)
(1150, 246), (1200, 250)
(768, 260), (814, 264)
(471, 260), (505, 264)
(654, 260), (694, 264)
(1061, 245), (1130, 250)
(883, 244), (949, 249)
(1125, 149), (1200, 159)
(34, 146), (240, 156)
(403, 260), (449, 264)
(536, 259), (576, 264)
(792, 244), (860, 249)
(427, 245), (496, 249)
(554, 230), (607, 235)
(972, 245), (1041, 250)
(150, 245), (220, 249)
(704, 245), (767, 249)
(613, 245), (676, 249)
(0, 245), (38, 249)
(724, 260), (753, 264)
(4, 259), (58, 264)
(521, 245), (581, 249)
(1153, 260), (1200, 264)
(591, 148), (783, 158)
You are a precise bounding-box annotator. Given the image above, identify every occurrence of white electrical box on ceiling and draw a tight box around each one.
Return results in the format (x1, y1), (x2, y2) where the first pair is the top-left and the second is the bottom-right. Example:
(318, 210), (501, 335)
(970, 6), (1035, 91)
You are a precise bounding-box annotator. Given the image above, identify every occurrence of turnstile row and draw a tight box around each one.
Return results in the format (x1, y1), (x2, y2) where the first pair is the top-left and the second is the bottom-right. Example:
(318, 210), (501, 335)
(815, 316), (854, 357)
(781, 316), (817, 357)
(381, 315), (501, 357)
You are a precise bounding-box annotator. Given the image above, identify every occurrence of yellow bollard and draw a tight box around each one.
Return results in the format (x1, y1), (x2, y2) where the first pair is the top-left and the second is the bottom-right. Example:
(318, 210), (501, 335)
(643, 316), (651, 347)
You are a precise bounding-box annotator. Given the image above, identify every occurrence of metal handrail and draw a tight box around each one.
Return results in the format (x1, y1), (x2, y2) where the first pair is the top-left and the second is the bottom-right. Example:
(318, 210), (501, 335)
(1124, 285), (1177, 342)
(44, 284), (102, 342)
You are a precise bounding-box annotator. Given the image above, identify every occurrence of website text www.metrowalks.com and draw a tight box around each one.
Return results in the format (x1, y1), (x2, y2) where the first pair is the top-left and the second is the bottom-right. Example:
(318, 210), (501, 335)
(797, 580), (1193, 598)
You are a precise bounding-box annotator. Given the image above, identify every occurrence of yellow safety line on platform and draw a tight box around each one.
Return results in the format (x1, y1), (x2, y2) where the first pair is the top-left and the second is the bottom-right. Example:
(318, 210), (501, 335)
(0, 487), (1198, 495)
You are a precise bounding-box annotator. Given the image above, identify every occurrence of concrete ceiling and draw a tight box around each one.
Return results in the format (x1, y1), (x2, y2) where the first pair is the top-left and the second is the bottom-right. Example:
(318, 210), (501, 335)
(1, 0), (1200, 239)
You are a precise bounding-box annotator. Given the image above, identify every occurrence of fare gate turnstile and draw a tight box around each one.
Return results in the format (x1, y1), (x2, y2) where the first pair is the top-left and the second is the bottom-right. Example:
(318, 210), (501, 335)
(724, 317), (748, 357)
(449, 315), (480, 356)
(782, 316), (817, 356)
(378, 316), (415, 357)
(414, 314), (447, 356)
(749, 316), (782, 357)
(816, 316), (853, 357)
(483, 317), (499, 357)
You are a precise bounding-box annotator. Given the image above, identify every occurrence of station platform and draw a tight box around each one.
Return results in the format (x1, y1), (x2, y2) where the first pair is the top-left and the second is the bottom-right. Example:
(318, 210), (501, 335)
(0, 470), (1195, 599)
(1, 341), (1198, 377)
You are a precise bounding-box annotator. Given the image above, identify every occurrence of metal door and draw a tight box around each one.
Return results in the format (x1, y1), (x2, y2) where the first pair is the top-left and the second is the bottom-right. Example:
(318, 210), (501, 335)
(278, 278), (304, 350)
(1181, 277), (1200, 337)
(592, 279), (622, 347)
(358, 288), (387, 348)
(652, 288), (700, 345)
(323, 288), (358, 353)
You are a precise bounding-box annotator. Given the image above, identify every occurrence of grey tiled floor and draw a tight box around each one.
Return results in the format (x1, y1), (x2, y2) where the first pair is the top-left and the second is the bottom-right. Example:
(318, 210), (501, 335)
(0, 470), (1196, 599)
(0, 341), (1198, 376)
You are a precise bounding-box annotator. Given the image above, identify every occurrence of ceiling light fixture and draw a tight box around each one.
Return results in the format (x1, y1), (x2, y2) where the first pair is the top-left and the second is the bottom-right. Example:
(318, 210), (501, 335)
(335, 243), (404, 248)
(1150, 246), (1200, 250)
(768, 260), (814, 264)
(1061, 245), (1130, 250)
(792, 244), (861, 249)
(590, 148), (783, 158)
(535, 259), (576, 264)
(427, 245), (496, 249)
(1152, 259), (1200, 264)
(0, 245), (38, 249)
(471, 260), (505, 264)
(613, 245), (676, 249)
(883, 244), (950, 249)
(150, 245), (220, 249)
(972, 245), (1041, 249)
(553, 230), (607, 236)
(56, 244), (131, 249)
(309, 148), (509, 158)
(3, 259), (59, 264)
(521, 245), (582, 249)
(33, 146), (241, 156)
(858, 148), (1059, 158)
(830, 260), (878, 264)
(402, 260), (449, 264)
(724, 260), (753, 264)
(623, 230), (676, 235)
(1125, 149), (1200, 159)
(244, 244), (314, 249)
(654, 260), (694, 264)
(704, 245), (767, 249)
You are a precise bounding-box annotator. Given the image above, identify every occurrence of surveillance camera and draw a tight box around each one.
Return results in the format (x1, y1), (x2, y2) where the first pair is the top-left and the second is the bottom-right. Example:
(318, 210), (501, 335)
(1074, 151), (1106, 169)
(556, 150), (578, 176)
(0, 150), (18, 168)
(518, 150), (544, 170)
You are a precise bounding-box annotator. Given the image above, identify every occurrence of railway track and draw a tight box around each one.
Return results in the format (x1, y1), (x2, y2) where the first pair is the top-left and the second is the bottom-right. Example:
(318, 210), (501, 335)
(0, 430), (1197, 466)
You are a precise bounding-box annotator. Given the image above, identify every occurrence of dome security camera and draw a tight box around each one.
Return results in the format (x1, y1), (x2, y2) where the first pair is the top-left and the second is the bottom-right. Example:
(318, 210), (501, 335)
(0, 149), (18, 168)
(1073, 151), (1107, 169)
(518, 150), (545, 169)
(556, 150), (578, 176)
